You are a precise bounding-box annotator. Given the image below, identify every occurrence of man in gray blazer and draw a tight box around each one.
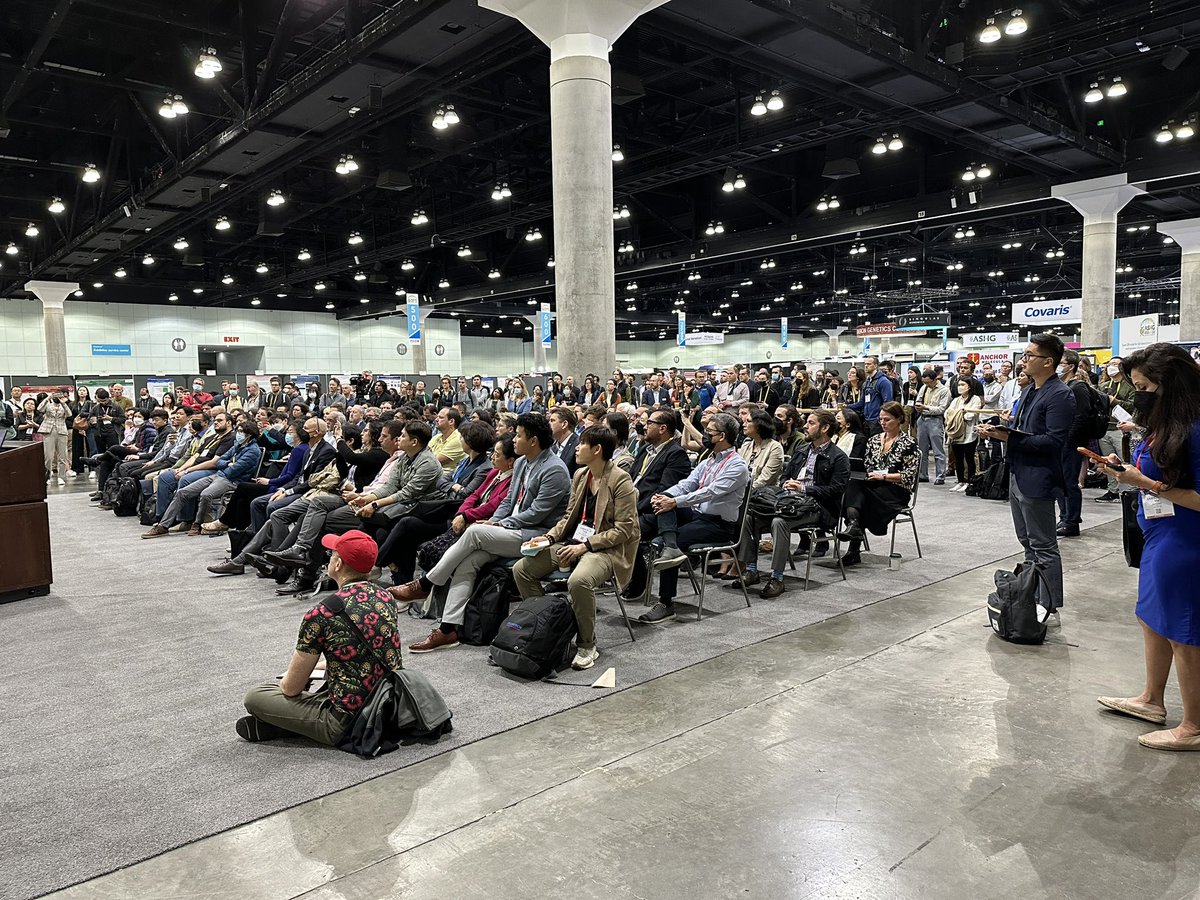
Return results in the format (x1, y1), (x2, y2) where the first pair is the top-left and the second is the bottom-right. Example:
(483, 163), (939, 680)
(394, 412), (571, 652)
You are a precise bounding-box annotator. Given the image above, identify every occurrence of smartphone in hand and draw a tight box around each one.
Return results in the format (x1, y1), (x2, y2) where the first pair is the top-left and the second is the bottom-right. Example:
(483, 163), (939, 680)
(1078, 446), (1124, 472)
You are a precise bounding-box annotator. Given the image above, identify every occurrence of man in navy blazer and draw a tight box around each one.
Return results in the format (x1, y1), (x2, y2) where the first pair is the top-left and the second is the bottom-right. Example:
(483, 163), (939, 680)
(979, 333), (1076, 622)
(640, 373), (671, 407)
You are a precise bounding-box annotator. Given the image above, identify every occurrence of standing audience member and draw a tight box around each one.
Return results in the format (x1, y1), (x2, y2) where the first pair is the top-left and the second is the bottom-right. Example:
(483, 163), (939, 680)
(978, 333), (1076, 626)
(1095, 356), (1137, 503)
(913, 369), (950, 484)
(1095, 343), (1200, 751)
(1056, 350), (1094, 536)
(37, 391), (71, 484)
(945, 375), (984, 492)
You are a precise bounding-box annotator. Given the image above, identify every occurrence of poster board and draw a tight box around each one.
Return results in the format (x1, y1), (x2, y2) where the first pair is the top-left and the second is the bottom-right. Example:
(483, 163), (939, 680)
(146, 378), (177, 402)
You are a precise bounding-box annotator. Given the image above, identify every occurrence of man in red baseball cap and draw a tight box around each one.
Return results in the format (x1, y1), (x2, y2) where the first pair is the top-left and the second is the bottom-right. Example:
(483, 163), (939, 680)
(237, 530), (405, 746)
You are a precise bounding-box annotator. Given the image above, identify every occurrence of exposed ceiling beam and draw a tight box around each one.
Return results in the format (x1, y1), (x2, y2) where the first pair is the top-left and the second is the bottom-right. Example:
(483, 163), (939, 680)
(1, 0), (73, 117)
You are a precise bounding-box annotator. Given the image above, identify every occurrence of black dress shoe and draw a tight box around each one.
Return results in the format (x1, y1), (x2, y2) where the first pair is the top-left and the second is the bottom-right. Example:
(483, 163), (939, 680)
(726, 571), (761, 589)
(841, 551), (862, 567)
(264, 547), (309, 569)
(1056, 524), (1081, 537)
(243, 552), (275, 576)
(276, 576), (316, 596)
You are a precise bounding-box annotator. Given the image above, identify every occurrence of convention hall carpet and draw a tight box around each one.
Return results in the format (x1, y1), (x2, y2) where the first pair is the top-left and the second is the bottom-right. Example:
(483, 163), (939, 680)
(1, 483), (1122, 899)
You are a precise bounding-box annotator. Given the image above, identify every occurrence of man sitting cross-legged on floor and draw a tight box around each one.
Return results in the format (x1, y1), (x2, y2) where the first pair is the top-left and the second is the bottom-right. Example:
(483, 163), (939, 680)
(393, 412), (571, 653)
(237, 530), (402, 746)
(144, 420), (263, 537)
(512, 425), (641, 670)
(640, 412), (751, 624)
(208, 420), (393, 577)
(727, 408), (849, 599)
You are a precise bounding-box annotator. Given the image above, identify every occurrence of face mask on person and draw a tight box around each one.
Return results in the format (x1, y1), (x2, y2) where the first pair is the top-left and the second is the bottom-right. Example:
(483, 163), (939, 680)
(132, 417), (144, 426)
(285, 432), (297, 447)
(771, 373), (780, 382)
(1132, 390), (1158, 415)
(701, 432), (715, 450)
(229, 388), (239, 396)
(984, 374), (995, 383)
(1107, 365), (1120, 377)
(308, 390), (318, 397)
(193, 383), (203, 391)
(234, 431), (247, 444)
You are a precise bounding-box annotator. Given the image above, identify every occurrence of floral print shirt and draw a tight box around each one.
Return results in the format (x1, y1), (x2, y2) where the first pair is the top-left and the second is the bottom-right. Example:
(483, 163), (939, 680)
(297, 582), (403, 716)
(864, 432), (920, 491)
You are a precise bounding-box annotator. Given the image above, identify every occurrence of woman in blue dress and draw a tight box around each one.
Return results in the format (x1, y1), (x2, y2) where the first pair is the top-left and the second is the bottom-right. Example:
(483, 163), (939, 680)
(1096, 343), (1200, 751)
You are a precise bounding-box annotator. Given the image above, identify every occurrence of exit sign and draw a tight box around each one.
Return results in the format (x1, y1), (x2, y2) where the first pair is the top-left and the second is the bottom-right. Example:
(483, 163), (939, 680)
(222, 336), (241, 343)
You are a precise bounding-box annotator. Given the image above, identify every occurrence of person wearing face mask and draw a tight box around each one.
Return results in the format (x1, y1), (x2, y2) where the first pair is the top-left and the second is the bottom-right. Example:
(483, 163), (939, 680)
(144, 421), (262, 537)
(236, 529), (404, 745)
(135, 388), (156, 415)
(749, 368), (781, 414)
(208, 420), (311, 537)
(978, 333), (1076, 626)
(1094, 343), (1200, 751)
(944, 375), (984, 492)
(223, 381), (244, 412)
(93, 408), (176, 505)
(1054, 350), (1095, 536)
(145, 412), (237, 534)
(183, 378), (214, 413)
(1095, 356), (1138, 502)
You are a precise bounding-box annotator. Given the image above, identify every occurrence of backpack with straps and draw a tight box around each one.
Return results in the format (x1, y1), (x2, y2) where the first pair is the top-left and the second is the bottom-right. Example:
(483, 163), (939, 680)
(1083, 382), (1110, 440)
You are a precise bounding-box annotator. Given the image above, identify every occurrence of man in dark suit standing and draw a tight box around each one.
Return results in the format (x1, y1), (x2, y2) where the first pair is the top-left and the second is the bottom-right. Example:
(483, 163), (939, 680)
(978, 333), (1076, 626)
(548, 407), (581, 476)
(640, 372), (671, 407)
(621, 409), (692, 599)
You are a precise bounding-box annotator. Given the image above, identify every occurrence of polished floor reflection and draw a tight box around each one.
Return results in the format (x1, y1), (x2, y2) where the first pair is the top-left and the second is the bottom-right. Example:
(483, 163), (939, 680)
(43, 520), (1200, 900)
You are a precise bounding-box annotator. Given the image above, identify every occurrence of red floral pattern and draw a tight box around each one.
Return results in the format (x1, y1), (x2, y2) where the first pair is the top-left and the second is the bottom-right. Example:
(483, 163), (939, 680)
(297, 582), (403, 715)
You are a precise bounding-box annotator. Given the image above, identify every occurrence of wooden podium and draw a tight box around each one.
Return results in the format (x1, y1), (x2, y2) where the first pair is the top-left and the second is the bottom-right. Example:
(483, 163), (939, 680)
(0, 442), (53, 602)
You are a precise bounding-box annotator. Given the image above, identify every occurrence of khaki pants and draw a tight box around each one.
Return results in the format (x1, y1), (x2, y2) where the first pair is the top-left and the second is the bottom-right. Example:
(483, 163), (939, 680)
(243, 682), (349, 746)
(512, 544), (615, 650)
(41, 431), (68, 478)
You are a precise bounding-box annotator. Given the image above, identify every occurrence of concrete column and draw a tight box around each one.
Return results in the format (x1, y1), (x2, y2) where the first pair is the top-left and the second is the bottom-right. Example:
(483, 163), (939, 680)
(24, 280), (78, 375)
(479, 0), (669, 381)
(1051, 174), (1145, 348)
(1157, 218), (1200, 342)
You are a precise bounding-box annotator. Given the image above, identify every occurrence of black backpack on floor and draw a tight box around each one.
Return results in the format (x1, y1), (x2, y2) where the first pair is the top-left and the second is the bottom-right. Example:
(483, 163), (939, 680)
(489, 594), (577, 679)
(987, 563), (1051, 645)
(111, 476), (142, 517)
(100, 476), (122, 507)
(966, 459), (1009, 501)
(460, 561), (518, 646)
(139, 491), (157, 526)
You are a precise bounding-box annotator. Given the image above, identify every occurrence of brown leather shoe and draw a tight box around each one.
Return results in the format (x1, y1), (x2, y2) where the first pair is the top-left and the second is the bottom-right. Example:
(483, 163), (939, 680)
(760, 578), (786, 599)
(390, 580), (430, 602)
(141, 524), (169, 539)
(409, 628), (459, 653)
(187, 524), (202, 536)
(725, 571), (761, 590)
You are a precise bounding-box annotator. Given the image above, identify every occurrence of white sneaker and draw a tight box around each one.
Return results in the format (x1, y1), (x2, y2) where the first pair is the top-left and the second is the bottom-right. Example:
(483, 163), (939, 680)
(88, 471), (96, 480)
(1046, 611), (1061, 629)
(57, 478), (65, 485)
(571, 646), (600, 670)
(66, 470), (77, 479)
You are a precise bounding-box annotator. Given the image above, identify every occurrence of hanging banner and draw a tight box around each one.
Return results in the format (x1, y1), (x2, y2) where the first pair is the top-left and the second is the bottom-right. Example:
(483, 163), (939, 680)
(406, 301), (422, 345)
(781, 317), (788, 349)
(855, 323), (905, 338)
(685, 332), (724, 346)
(1010, 298), (1082, 326)
(962, 331), (1021, 347)
(540, 308), (553, 348)
(677, 312), (687, 347)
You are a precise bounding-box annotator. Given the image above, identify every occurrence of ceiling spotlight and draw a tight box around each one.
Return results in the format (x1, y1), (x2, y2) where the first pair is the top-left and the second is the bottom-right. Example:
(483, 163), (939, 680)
(296, 248), (311, 261)
(432, 107), (448, 130)
(612, 144), (624, 162)
(1005, 9), (1028, 36)
(750, 94), (768, 117)
(872, 136), (888, 155)
(353, 271), (367, 281)
(48, 197), (65, 214)
(221, 274), (234, 285)
(438, 277), (450, 289)
(411, 209), (428, 226)
(173, 236), (189, 250)
(255, 262), (268, 274)
(24, 223), (38, 238)
(888, 133), (904, 151)
(347, 231), (363, 245)
(1106, 76), (1127, 98)
(195, 47), (222, 78)
(979, 16), (1002, 43)
(81, 163), (100, 183)
(142, 254), (154, 266)
(114, 266), (127, 278)
(546, 257), (555, 268)
(325, 301), (335, 310)
(444, 104), (459, 126)
(266, 189), (286, 207)
(488, 268), (501, 279)
(168, 292), (178, 301)
(457, 243), (472, 257)
(251, 298), (261, 306)
(767, 89), (784, 111)
(401, 259), (415, 271)
(1084, 82), (1104, 104)
(314, 281), (327, 290)
(1176, 119), (1196, 140)
(214, 216), (230, 231)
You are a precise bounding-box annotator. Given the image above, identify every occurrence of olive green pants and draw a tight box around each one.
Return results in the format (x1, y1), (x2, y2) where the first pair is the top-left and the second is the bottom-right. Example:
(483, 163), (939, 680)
(512, 544), (615, 650)
(243, 682), (350, 746)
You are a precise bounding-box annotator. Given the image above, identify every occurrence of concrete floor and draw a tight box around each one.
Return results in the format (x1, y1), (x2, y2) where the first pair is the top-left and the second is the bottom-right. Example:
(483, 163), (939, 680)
(43, 514), (1200, 900)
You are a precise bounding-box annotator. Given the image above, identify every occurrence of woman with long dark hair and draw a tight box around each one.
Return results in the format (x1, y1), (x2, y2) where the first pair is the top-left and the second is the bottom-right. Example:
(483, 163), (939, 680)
(1096, 343), (1200, 751)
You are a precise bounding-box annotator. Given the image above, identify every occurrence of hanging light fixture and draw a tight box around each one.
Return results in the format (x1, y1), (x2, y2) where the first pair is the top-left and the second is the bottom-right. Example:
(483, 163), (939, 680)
(1156, 123), (1176, 143)
(353, 271), (367, 281)
(195, 47), (222, 78)
(444, 104), (459, 126)
(142, 253), (155, 266)
(431, 107), (448, 130)
(1106, 76), (1128, 98)
(401, 259), (415, 271)
(546, 256), (555, 268)
(173, 236), (189, 250)
(221, 274), (234, 285)
(888, 133), (904, 151)
(438, 277), (450, 289)
(872, 136), (888, 155)
(491, 184), (504, 201)
(457, 243), (472, 257)
(114, 266), (127, 278)
(255, 262), (269, 274)
(767, 89), (784, 111)
(24, 223), (38, 238)
(314, 281), (327, 291)
(488, 268), (501, 279)
(158, 95), (177, 118)
(213, 215), (230, 231)
(411, 209), (428, 225)
(48, 197), (65, 214)
(750, 94), (768, 116)
(266, 189), (286, 207)
(296, 248), (312, 261)
(1176, 118), (1196, 140)
(1005, 9), (1028, 35)
(81, 163), (100, 183)
(611, 143), (625, 162)
(1084, 82), (1104, 104)
(4, 242), (17, 256)
(979, 17), (1002, 43)
(347, 231), (364, 245)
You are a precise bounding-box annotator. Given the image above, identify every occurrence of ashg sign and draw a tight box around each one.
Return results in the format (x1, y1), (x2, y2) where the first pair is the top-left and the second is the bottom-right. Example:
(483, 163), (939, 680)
(962, 332), (1020, 347)
(1010, 298), (1081, 326)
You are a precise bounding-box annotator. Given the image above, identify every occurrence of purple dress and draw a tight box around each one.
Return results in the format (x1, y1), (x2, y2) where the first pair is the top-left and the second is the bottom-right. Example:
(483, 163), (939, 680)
(1134, 422), (1200, 646)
